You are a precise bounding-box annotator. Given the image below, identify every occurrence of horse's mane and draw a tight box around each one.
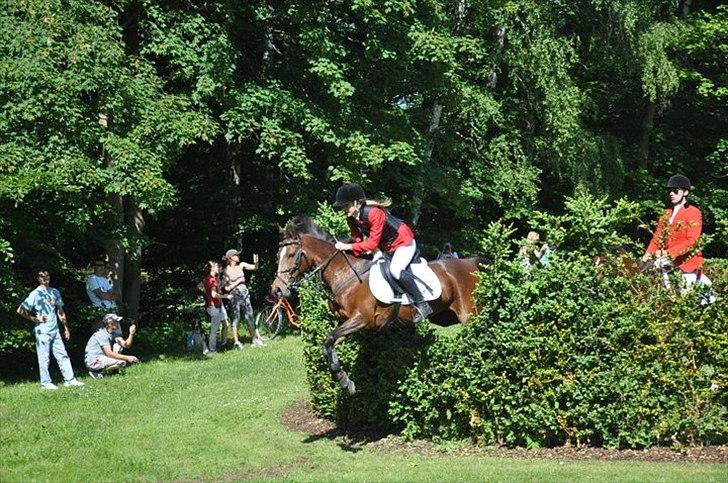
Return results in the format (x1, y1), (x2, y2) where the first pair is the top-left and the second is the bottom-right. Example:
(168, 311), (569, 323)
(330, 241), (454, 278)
(284, 216), (336, 243)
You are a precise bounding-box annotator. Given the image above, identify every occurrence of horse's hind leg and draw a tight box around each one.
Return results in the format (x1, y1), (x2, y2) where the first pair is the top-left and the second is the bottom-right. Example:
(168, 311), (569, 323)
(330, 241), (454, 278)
(323, 317), (365, 395)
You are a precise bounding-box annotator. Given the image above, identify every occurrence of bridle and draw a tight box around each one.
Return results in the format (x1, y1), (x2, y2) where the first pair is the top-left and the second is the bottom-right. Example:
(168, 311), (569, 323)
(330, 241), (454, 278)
(275, 239), (307, 292)
(275, 236), (365, 296)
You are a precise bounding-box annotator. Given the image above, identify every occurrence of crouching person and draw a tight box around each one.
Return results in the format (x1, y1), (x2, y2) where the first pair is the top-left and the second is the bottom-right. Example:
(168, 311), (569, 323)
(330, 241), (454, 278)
(85, 313), (138, 379)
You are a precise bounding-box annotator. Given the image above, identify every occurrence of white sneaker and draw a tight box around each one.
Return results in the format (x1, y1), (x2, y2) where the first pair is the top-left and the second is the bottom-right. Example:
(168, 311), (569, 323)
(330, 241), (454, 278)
(88, 370), (104, 380)
(234, 341), (244, 350)
(64, 379), (85, 387)
(252, 338), (266, 348)
(41, 382), (58, 390)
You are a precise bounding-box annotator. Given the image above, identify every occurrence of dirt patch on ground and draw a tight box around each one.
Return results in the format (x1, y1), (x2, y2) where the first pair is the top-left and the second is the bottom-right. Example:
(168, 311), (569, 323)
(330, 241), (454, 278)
(282, 398), (728, 464)
(366, 437), (728, 463)
(282, 398), (339, 437)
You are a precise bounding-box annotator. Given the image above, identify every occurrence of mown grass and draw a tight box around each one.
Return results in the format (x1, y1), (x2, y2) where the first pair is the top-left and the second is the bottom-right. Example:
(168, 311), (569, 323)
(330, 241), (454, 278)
(0, 335), (725, 482)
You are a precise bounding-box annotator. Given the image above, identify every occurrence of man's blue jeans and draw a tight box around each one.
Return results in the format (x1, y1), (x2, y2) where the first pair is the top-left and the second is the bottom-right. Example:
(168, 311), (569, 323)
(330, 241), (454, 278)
(35, 329), (75, 384)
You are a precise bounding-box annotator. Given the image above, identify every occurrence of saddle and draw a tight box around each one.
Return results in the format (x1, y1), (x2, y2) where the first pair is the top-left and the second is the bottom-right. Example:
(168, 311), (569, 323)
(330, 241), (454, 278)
(369, 253), (442, 305)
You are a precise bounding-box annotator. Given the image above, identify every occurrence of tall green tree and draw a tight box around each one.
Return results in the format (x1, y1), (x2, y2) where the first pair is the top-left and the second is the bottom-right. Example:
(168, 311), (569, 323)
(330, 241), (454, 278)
(0, 0), (214, 332)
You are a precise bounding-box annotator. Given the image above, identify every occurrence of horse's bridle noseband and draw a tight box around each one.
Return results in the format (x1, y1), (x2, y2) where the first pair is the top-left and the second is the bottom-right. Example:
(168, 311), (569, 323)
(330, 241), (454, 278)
(276, 239), (307, 292)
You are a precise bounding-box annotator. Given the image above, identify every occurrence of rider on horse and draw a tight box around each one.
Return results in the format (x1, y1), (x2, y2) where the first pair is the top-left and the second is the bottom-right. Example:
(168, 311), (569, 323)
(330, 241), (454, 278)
(332, 183), (434, 324)
(641, 174), (714, 300)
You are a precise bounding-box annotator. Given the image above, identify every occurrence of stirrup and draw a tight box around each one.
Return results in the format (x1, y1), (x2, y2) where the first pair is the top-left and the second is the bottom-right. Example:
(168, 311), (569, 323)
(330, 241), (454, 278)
(412, 302), (432, 324)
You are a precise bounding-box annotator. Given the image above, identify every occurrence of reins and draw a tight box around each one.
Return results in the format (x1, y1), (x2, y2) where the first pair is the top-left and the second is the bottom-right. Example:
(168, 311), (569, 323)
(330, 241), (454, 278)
(277, 237), (368, 297)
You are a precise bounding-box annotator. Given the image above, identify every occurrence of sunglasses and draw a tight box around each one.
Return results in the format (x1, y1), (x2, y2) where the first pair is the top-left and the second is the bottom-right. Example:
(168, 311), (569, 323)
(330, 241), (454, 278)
(666, 188), (684, 195)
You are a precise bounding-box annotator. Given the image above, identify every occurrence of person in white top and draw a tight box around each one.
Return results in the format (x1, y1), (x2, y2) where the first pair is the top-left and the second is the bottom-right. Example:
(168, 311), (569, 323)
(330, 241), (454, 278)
(222, 249), (264, 348)
(86, 258), (117, 311)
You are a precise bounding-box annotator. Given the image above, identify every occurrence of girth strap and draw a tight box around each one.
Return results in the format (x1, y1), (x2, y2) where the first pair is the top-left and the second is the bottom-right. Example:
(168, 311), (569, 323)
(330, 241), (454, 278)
(379, 301), (402, 330)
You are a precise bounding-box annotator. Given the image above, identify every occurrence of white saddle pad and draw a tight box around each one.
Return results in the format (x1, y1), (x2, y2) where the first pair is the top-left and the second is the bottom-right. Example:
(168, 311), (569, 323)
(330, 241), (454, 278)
(369, 258), (442, 305)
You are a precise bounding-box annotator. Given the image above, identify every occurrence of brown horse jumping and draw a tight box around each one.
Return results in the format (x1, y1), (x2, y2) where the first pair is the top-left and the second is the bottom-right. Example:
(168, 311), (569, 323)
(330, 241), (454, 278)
(271, 216), (487, 394)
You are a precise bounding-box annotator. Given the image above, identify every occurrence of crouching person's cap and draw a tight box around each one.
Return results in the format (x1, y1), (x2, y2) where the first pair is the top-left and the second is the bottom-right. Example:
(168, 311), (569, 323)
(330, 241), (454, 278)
(102, 313), (123, 325)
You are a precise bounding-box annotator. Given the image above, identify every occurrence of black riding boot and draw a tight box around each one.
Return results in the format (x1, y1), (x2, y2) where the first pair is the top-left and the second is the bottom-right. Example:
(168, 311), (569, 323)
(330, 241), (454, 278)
(398, 271), (432, 324)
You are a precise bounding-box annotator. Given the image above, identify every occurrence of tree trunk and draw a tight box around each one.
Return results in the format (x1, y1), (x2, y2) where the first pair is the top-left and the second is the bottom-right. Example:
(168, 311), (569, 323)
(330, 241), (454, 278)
(456, 0), (466, 25)
(99, 112), (125, 303)
(227, 140), (243, 247)
(103, 197), (125, 304)
(638, 101), (656, 169)
(488, 26), (506, 89)
(638, 1), (689, 169)
(681, 0), (693, 19)
(411, 103), (443, 226)
(123, 197), (144, 320)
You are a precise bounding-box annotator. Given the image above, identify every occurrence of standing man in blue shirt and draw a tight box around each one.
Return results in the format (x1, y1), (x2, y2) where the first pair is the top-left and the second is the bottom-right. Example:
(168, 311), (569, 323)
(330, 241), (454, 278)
(86, 258), (117, 312)
(17, 270), (85, 390)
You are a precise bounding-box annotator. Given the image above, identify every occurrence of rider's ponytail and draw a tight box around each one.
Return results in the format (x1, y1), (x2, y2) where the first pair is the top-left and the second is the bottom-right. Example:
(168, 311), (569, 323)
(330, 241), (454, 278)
(364, 198), (392, 208)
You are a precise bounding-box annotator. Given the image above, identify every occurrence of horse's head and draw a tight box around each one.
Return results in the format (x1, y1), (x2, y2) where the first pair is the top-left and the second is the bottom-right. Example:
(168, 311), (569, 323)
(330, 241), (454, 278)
(271, 237), (308, 299)
(271, 216), (332, 299)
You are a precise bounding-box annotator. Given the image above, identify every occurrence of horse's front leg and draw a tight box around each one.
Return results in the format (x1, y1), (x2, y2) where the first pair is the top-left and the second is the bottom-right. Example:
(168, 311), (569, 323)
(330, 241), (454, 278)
(323, 317), (366, 395)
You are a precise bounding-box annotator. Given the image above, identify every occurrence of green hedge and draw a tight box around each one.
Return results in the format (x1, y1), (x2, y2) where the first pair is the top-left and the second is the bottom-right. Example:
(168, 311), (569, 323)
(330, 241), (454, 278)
(390, 248), (727, 448)
(300, 250), (726, 448)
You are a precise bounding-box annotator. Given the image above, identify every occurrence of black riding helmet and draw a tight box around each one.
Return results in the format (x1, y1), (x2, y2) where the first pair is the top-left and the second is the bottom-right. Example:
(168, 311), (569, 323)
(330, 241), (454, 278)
(333, 183), (366, 207)
(666, 174), (691, 190)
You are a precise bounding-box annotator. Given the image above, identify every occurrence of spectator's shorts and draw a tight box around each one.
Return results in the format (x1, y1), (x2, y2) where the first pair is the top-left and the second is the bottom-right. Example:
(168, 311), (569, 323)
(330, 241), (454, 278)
(87, 355), (127, 371)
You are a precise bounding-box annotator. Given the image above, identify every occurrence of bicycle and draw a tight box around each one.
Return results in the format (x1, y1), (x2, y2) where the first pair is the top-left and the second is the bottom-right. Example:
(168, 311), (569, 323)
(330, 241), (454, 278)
(255, 297), (299, 339)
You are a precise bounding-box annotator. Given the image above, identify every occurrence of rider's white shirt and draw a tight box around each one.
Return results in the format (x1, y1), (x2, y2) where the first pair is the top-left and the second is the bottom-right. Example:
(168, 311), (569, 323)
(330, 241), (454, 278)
(668, 199), (686, 224)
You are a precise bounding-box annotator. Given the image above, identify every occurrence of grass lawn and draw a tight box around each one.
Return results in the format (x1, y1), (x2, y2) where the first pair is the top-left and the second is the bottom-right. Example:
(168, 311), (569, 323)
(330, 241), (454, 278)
(0, 335), (725, 482)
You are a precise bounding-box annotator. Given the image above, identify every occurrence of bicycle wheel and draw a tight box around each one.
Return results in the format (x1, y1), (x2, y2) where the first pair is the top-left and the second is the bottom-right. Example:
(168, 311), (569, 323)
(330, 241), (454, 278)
(257, 307), (285, 340)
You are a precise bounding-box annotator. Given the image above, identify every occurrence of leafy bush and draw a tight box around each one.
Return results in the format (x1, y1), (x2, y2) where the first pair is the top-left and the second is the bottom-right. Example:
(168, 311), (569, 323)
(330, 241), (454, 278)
(389, 211), (727, 448)
(391, 243), (726, 448)
(527, 188), (640, 256)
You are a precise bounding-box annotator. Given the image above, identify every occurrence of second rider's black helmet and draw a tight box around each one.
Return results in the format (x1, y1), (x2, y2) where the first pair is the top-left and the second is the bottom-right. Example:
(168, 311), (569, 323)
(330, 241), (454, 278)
(333, 183), (366, 207)
(666, 174), (691, 190)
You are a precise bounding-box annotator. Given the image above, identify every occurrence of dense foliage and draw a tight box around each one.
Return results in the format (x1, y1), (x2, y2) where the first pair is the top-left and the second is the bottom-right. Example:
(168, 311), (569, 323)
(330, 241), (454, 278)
(391, 243), (727, 448)
(1, 1), (726, 388)
(300, 194), (727, 448)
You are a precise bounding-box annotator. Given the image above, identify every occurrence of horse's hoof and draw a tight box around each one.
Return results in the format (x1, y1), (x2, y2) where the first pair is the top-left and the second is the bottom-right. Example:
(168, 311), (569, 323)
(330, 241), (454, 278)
(346, 380), (356, 395)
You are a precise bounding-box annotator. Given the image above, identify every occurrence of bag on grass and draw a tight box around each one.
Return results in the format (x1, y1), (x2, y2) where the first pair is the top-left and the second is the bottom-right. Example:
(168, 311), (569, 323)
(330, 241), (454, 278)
(186, 321), (208, 353)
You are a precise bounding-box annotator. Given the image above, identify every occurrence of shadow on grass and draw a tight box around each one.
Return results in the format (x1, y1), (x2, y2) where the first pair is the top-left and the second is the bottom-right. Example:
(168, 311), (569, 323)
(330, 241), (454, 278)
(0, 344), (214, 386)
(301, 426), (393, 452)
